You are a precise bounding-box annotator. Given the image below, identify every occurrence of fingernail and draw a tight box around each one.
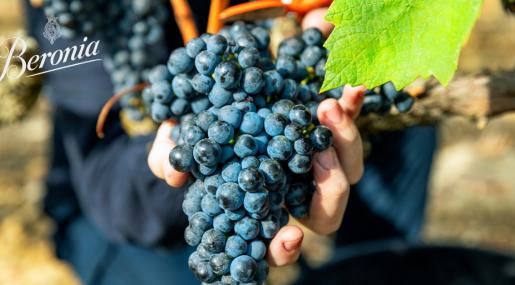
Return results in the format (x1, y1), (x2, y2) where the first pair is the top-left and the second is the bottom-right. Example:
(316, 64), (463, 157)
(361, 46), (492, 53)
(325, 102), (343, 124)
(315, 148), (337, 171)
(283, 239), (302, 252)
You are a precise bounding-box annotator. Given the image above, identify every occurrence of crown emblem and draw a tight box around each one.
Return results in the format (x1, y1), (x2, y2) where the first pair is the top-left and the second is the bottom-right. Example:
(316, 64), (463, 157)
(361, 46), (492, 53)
(43, 15), (62, 45)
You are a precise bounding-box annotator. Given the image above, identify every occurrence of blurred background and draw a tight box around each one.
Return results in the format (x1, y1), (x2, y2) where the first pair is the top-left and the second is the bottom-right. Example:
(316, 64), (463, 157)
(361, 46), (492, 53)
(0, 0), (514, 284)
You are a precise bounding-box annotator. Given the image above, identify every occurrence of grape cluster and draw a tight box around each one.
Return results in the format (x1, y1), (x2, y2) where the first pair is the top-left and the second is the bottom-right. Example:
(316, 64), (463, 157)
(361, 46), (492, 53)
(361, 82), (415, 115)
(42, 0), (170, 121)
(144, 23), (337, 284)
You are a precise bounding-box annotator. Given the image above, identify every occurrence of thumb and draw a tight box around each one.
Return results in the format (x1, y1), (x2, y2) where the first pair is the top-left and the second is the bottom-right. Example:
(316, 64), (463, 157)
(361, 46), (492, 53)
(317, 99), (364, 184)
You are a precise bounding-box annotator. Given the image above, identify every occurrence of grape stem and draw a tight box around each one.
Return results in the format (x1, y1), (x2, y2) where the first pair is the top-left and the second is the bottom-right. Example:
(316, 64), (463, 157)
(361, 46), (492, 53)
(96, 83), (149, 139)
(170, 0), (199, 43)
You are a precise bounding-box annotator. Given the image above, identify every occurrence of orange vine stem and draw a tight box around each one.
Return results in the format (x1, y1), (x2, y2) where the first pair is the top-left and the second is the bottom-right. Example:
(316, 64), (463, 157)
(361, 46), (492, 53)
(170, 0), (199, 43)
(207, 0), (230, 34)
(96, 83), (149, 139)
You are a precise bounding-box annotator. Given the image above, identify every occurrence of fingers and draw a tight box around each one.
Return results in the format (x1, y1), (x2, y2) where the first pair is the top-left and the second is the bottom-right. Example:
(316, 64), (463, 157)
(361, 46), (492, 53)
(301, 7), (334, 36)
(341, 85), (367, 119)
(267, 225), (304, 267)
(301, 147), (350, 235)
(147, 121), (189, 188)
(317, 99), (364, 185)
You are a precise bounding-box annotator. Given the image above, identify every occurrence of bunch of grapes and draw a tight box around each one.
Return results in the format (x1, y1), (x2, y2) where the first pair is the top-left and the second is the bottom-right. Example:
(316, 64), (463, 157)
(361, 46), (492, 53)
(144, 22), (338, 284)
(361, 81), (415, 115)
(42, 0), (170, 121)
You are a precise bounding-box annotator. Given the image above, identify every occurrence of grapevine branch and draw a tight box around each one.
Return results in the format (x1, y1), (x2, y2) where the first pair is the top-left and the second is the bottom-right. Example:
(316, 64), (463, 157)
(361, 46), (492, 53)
(357, 70), (515, 132)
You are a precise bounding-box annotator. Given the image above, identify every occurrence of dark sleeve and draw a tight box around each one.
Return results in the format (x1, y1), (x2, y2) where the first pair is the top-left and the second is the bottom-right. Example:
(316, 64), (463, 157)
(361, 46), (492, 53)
(74, 126), (189, 248)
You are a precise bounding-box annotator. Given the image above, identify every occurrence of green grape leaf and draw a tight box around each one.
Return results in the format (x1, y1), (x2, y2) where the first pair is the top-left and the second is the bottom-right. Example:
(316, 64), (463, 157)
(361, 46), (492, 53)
(321, 0), (483, 91)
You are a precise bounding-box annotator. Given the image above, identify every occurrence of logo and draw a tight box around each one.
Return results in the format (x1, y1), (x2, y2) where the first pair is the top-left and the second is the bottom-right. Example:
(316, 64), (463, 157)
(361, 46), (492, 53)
(43, 15), (62, 45)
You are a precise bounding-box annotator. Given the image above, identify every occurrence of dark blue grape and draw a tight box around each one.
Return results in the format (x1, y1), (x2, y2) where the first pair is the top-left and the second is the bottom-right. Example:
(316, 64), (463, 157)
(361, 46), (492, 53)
(151, 102), (171, 122)
(201, 194), (223, 217)
(209, 84), (233, 107)
(259, 214), (279, 239)
(264, 113), (287, 136)
(242, 67), (265, 94)
(234, 135), (258, 158)
(244, 190), (269, 214)
(148, 65), (171, 84)
(233, 101), (257, 113)
(185, 226), (203, 246)
(197, 243), (215, 260)
(238, 167), (264, 192)
(310, 126), (333, 151)
(257, 108), (272, 119)
(263, 70), (284, 96)
(302, 28), (323, 46)
(186, 37), (207, 58)
(191, 97), (211, 113)
(255, 260), (269, 284)
(225, 235), (248, 258)
(300, 46), (324, 67)
(218, 106), (242, 128)
(241, 156), (260, 169)
(394, 92), (415, 113)
(247, 240), (266, 261)
(167, 47), (193, 74)
(235, 217), (260, 241)
(381, 81), (400, 102)
(216, 182), (244, 211)
(201, 230), (227, 255)
(278, 36), (305, 57)
(235, 33), (258, 50)
(289, 204), (309, 218)
(315, 58), (326, 77)
(233, 90), (249, 102)
(205, 174), (224, 195)
(190, 212), (213, 232)
(272, 99), (295, 117)
(225, 207), (246, 221)
(250, 26), (270, 49)
(213, 213), (233, 234)
(281, 79), (299, 101)
(210, 253), (231, 276)
(240, 112), (264, 135)
(258, 159), (285, 185)
(284, 124), (303, 141)
(208, 121), (234, 145)
(288, 154), (312, 174)
(267, 135), (293, 161)
(268, 192), (284, 211)
(289, 105), (312, 126)
(195, 111), (217, 132)
(238, 47), (260, 68)
(183, 125), (205, 146)
(194, 261), (217, 282)
(220, 145), (235, 164)
(172, 74), (195, 99)
(214, 61), (241, 89)
(207, 34), (228, 55)
(199, 163), (218, 176)
(294, 138), (314, 155)
(192, 73), (215, 94)
(195, 50), (221, 75)
(171, 98), (190, 116)
(169, 144), (194, 172)
(221, 161), (242, 183)
(193, 138), (222, 166)
(276, 55), (296, 77)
